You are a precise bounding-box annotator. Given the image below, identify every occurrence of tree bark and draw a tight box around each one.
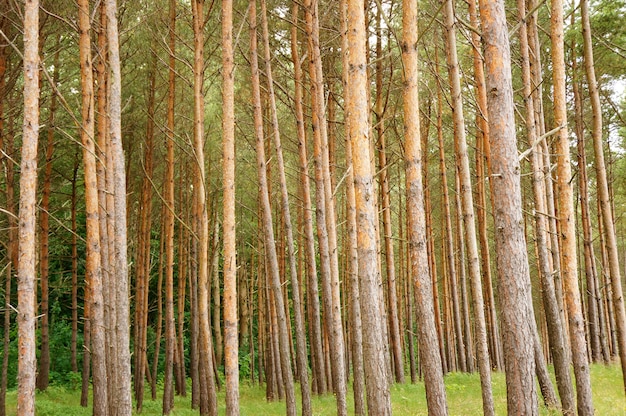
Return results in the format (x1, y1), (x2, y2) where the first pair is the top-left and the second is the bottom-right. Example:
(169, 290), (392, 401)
(401, 0), (448, 413)
(78, 1), (110, 414)
(17, 2), (39, 413)
(478, 0), (537, 413)
(346, 0), (392, 412)
(105, 0), (133, 413)
(191, 1), (218, 414)
(550, 0), (595, 412)
(222, 0), (239, 411)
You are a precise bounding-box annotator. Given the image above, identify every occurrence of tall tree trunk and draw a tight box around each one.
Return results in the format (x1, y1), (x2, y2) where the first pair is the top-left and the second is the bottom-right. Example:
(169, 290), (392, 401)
(439, 6), (472, 373)
(581, 0), (626, 395)
(191, 1), (218, 414)
(550, 0), (595, 412)
(134, 50), (156, 412)
(468, 0), (503, 371)
(259, 1), (311, 413)
(304, 0), (348, 407)
(346, 0), (392, 412)
(478, 0), (537, 413)
(78, 1), (109, 413)
(17, 1), (39, 413)
(572, 50), (609, 363)
(222, 0), (239, 411)
(290, 9), (326, 396)
(36, 40), (59, 392)
(162, 0), (177, 412)
(516, 0), (575, 410)
(401, 0), (448, 413)
(249, 2), (297, 413)
(339, 0), (366, 412)
(105, 0), (133, 413)
(374, 3), (404, 384)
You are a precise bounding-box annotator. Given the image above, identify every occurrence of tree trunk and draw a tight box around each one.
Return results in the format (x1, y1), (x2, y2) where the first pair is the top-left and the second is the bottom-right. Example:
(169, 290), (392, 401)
(249, 1), (297, 413)
(581, 0), (626, 395)
(516, 0), (575, 410)
(105, 0), (133, 413)
(259, 1), (311, 413)
(572, 52), (610, 363)
(440, 4), (473, 373)
(70, 160), (79, 375)
(374, 3), (404, 384)
(401, 0), (448, 413)
(191, 1), (218, 414)
(162, 0), (177, 412)
(468, 0), (502, 371)
(478, 0), (537, 413)
(17, 2), (39, 412)
(36, 40), (59, 392)
(346, 0), (392, 412)
(222, 0), (239, 411)
(304, 0), (348, 410)
(550, 0), (595, 412)
(78, 2), (110, 413)
(290, 9), (326, 396)
(339, 0), (366, 412)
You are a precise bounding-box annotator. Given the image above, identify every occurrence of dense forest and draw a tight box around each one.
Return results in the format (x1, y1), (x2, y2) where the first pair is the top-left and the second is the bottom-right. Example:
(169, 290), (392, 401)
(1, 0), (626, 414)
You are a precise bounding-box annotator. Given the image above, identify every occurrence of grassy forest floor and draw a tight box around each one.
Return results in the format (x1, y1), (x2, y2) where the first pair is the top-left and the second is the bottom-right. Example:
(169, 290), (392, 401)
(3, 364), (624, 415)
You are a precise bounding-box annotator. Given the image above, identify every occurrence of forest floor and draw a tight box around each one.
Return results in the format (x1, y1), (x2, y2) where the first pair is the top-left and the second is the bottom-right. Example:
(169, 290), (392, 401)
(3, 363), (624, 415)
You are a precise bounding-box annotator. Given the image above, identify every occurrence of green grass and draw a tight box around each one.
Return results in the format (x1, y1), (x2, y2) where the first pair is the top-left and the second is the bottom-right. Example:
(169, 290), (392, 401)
(2, 364), (625, 415)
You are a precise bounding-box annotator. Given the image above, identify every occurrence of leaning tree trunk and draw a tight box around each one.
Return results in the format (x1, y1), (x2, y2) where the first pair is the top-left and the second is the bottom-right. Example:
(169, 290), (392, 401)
(441, 4), (493, 411)
(516, 0), (575, 410)
(259, 1), (311, 413)
(581, 0), (626, 395)
(290, 4), (326, 397)
(478, 0), (537, 413)
(249, 1), (297, 413)
(17, 1), (39, 413)
(401, 0), (448, 413)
